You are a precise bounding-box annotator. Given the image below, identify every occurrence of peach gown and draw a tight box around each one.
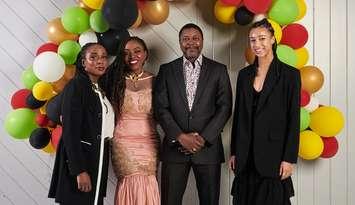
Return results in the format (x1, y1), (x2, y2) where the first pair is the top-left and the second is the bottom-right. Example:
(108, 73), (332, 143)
(111, 75), (160, 205)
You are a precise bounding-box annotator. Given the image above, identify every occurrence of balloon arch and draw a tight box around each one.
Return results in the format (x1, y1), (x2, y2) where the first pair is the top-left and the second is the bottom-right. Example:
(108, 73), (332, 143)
(4, 0), (344, 161)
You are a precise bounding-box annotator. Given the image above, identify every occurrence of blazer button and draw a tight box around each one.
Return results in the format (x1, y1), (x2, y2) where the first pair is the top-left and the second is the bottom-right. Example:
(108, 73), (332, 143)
(189, 116), (193, 119)
(96, 134), (101, 139)
(98, 113), (102, 119)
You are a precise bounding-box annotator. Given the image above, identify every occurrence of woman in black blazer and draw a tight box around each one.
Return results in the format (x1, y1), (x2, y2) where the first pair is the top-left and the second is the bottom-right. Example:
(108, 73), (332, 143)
(48, 43), (115, 205)
(229, 19), (301, 205)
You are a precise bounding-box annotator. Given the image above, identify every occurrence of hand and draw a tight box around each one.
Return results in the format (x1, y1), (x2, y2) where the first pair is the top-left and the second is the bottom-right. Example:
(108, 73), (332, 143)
(177, 133), (204, 153)
(77, 172), (92, 192)
(279, 161), (293, 180)
(194, 133), (205, 149)
(229, 155), (236, 171)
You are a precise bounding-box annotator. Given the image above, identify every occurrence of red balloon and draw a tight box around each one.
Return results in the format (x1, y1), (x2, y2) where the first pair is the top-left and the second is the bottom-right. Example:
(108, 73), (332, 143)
(321, 137), (339, 158)
(35, 113), (49, 127)
(11, 89), (31, 109)
(221, 0), (242, 6)
(244, 0), (272, 14)
(280, 24), (308, 49)
(137, 0), (146, 9)
(300, 89), (310, 107)
(36, 43), (58, 56)
(51, 126), (62, 150)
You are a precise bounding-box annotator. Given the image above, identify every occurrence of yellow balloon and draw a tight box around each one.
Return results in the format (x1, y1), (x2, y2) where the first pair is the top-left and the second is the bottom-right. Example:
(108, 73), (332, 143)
(299, 130), (324, 160)
(42, 141), (56, 154)
(295, 47), (309, 68)
(296, 0), (307, 21)
(82, 0), (104, 10)
(214, 0), (237, 24)
(33, 81), (55, 101)
(310, 106), (344, 137)
(78, 0), (95, 14)
(39, 102), (48, 115)
(267, 19), (282, 43)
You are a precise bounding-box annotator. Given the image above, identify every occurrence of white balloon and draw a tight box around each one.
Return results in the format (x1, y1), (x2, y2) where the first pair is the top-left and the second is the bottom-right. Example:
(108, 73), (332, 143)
(33, 52), (65, 82)
(304, 96), (319, 113)
(79, 30), (98, 47)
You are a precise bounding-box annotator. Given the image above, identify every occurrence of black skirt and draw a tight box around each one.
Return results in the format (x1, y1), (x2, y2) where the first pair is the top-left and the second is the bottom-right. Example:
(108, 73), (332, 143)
(231, 152), (294, 205)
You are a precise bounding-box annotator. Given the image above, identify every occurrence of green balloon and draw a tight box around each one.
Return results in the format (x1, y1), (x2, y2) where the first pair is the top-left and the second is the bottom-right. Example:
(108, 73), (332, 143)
(4, 108), (38, 139)
(276, 44), (297, 67)
(90, 10), (109, 33)
(58, 40), (81, 65)
(61, 7), (90, 34)
(21, 66), (40, 89)
(300, 108), (310, 131)
(268, 0), (299, 25)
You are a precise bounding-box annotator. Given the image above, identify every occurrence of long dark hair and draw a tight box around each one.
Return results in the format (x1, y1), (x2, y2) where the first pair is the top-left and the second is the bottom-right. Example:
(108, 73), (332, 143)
(100, 36), (148, 117)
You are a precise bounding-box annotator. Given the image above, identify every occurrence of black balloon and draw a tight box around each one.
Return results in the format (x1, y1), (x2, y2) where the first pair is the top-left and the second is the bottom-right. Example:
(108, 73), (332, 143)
(26, 93), (46, 109)
(97, 29), (130, 55)
(102, 0), (138, 29)
(46, 92), (63, 125)
(235, 6), (254, 26)
(29, 128), (51, 149)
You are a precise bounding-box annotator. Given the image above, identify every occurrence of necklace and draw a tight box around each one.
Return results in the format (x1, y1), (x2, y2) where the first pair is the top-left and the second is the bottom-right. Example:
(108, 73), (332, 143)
(126, 70), (144, 88)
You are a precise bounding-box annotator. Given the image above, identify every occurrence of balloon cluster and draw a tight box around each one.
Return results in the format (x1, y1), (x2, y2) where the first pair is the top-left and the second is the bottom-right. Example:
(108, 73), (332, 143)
(216, 0), (344, 160)
(3, 0), (136, 153)
(3, 0), (181, 154)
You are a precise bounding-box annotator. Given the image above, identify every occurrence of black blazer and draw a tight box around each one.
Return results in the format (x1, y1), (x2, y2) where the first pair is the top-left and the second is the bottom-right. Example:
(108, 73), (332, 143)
(154, 56), (232, 164)
(48, 73), (109, 204)
(231, 57), (301, 177)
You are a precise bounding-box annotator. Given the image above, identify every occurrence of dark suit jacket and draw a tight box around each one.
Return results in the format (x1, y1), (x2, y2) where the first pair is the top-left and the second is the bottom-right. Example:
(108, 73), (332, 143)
(154, 56), (232, 164)
(231, 57), (301, 177)
(48, 72), (109, 205)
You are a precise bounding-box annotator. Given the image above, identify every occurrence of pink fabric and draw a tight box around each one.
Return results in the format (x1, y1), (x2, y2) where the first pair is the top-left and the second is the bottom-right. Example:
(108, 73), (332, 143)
(111, 77), (160, 205)
(114, 174), (160, 205)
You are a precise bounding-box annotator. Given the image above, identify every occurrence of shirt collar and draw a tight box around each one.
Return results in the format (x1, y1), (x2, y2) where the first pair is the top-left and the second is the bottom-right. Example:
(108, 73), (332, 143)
(183, 55), (203, 68)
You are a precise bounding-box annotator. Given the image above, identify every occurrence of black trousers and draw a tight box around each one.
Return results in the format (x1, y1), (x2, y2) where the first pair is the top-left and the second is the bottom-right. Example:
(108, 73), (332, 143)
(161, 161), (221, 205)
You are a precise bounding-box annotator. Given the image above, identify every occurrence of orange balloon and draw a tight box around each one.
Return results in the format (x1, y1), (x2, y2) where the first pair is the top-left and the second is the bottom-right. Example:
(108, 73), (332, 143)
(52, 65), (76, 93)
(300, 66), (324, 94)
(63, 65), (76, 79)
(47, 18), (79, 44)
(245, 46), (255, 65)
(78, 0), (95, 14)
(141, 0), (170, 25)
(131, 9), (143, 28)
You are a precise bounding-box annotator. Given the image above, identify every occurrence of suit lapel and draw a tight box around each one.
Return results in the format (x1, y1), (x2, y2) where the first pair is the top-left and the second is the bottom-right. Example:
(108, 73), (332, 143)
(256, 59), (280, 114)
(173, 58), (189, 110)
(244, 68), (255, 118)
(191, 56), (210, 111)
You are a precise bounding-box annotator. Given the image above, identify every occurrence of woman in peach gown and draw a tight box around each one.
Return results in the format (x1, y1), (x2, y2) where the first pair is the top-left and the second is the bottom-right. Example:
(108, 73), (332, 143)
(109, 36), (160, 205)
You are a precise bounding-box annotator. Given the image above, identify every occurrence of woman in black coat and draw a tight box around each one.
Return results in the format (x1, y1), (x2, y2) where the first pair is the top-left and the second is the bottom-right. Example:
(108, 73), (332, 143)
(229, 19), (301, 205)
(48, 43), (115, 205)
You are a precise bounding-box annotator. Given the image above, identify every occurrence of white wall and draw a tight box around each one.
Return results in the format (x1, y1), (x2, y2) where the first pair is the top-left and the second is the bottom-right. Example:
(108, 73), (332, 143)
(0, 0), (354, 204)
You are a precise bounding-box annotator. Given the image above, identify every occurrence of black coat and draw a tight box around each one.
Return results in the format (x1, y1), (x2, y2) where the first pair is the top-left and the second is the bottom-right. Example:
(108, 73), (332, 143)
(154, 56), (233, 164)
(48, 73), (109, 205)
(231, 58), (301, 178)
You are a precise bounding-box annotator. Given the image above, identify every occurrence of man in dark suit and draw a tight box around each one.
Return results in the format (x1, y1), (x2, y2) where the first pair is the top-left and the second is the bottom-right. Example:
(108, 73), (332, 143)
(154, 23), (232, 205)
